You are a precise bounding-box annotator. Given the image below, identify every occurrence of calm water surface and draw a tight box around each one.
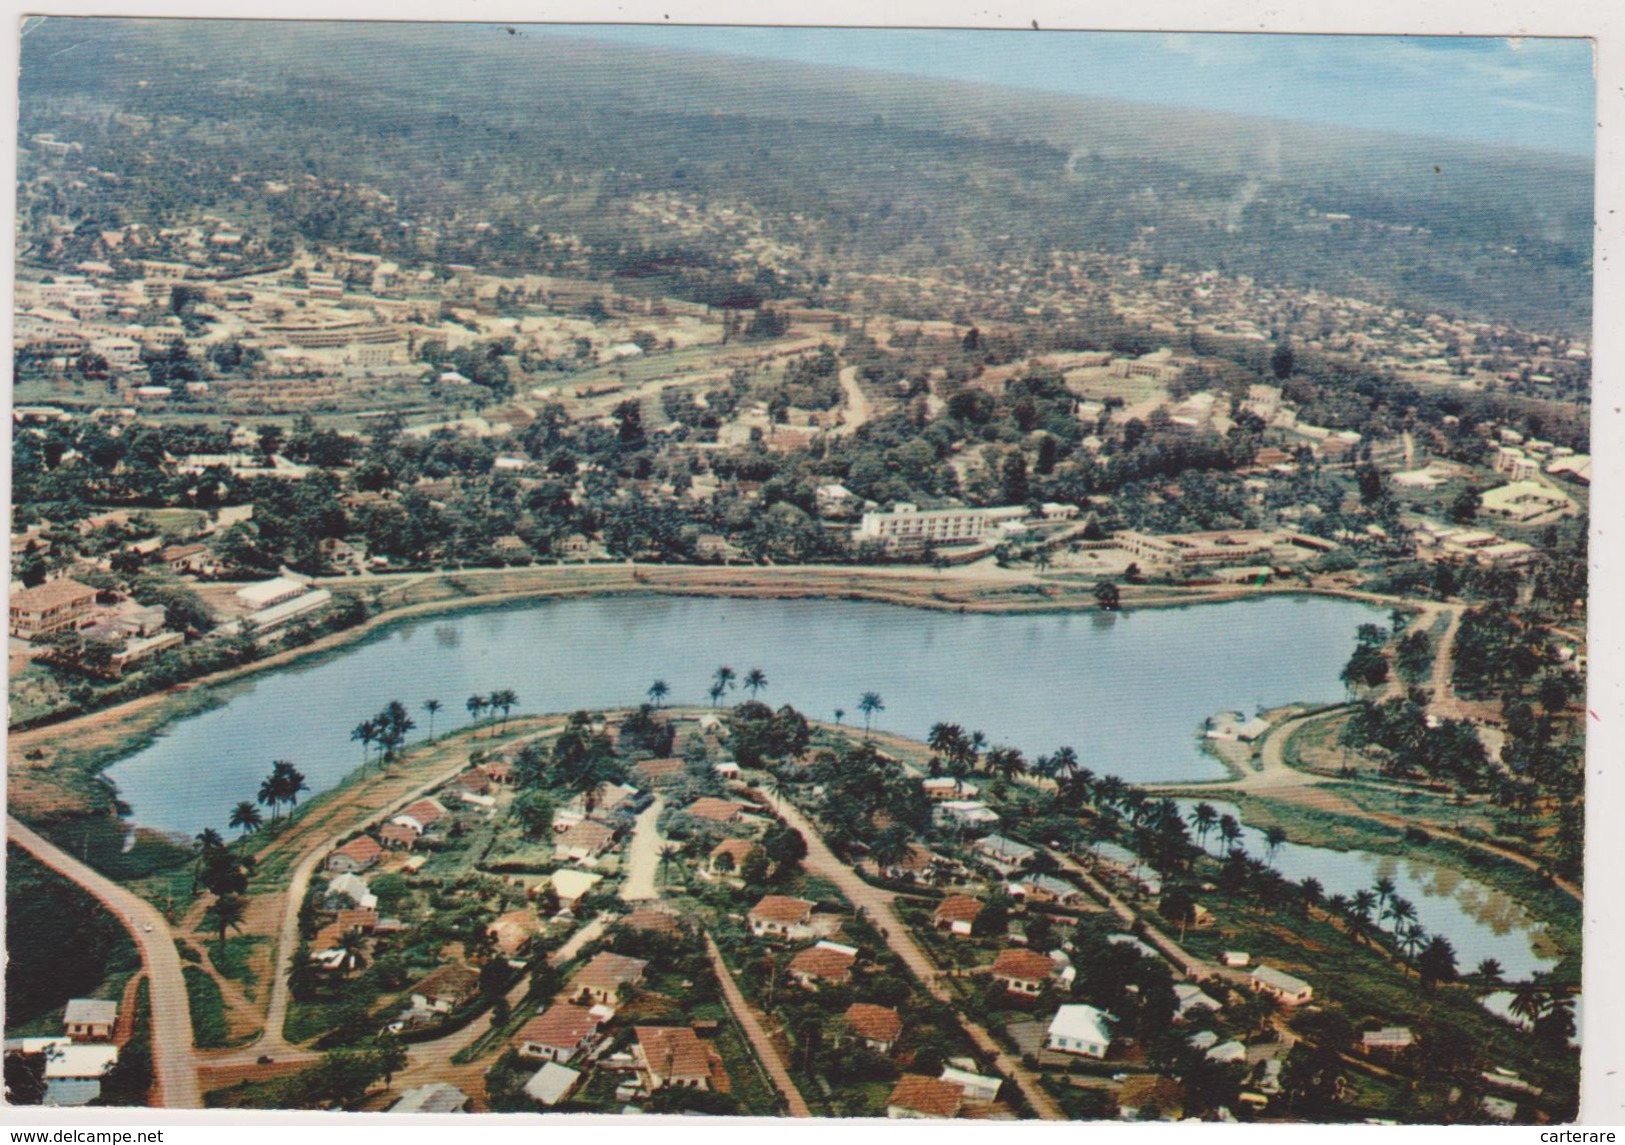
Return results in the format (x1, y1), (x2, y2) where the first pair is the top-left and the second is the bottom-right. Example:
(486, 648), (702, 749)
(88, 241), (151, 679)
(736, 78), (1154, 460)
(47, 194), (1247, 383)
(1177, 798), (1558, 982)
(107, 593), (1381, 837)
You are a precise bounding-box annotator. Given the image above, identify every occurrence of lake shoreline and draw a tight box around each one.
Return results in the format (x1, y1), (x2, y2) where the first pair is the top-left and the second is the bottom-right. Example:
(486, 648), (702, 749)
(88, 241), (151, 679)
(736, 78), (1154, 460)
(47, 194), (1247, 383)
(10, 569), (1385, 831)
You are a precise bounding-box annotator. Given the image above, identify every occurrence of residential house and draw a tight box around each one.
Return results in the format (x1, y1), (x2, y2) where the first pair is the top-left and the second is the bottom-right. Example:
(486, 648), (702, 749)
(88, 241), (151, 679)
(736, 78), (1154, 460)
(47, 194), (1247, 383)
(9, 578), (97, 639)
(486, 910), (542, 958)
(513, 1005), (603, 1063)
(1250, 965), (1313, 1006)
(886, 1075), (965, 1120)
(388, 1083), (470, 1113)
(1173, 983), (1222, 1021)
(921, 776), (979, 802)
(880, 842), (943, 882)
(555, 820), (617, 864)
(686, 797), (745, 824)
(1221, 951), (1250, 968)
(968, 831), (1033, 864)
(1118, 1075), (1185, 1121)
(1360, 1027), (1416, 1057)
(522, 1061), (583, 1107)
(633, 1026), (726, 1091)
(398, 798), (448, 832)
(327, 872), (376, 909)
(934, 801), (1000, 830)
(570, 952), (648, 1006)
(1046, 1004), (1112, 1058)
(548, 869), (603, 911)
(787, 941), (858, 989)
(159, 542), (212, 575)
(1011, 874), (1083, 906)
(378, 822), (418, 851)
(410, 965), (480, 1014)
(42, 1043), (120, 1107)
(939, 1065), (1001, 1103)
(62, 1000), (117, 1042)
(708, 837), (760, 876)
(326, 835), (382, 874)
(933, 895), (984, 937)
(621, 908), (682, 935)
(633, 758), (687, 785)
(837, 1003), (903, 1054)
(748, 895), (818, 941)
(990, 948), (1060, 996)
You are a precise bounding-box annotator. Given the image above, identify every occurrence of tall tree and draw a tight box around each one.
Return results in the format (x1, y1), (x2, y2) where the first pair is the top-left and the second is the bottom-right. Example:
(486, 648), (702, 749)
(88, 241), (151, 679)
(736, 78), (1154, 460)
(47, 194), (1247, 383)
(422, 699), (442, 741)
(858, 691), (885, 734)
(228, 801), (263, 835)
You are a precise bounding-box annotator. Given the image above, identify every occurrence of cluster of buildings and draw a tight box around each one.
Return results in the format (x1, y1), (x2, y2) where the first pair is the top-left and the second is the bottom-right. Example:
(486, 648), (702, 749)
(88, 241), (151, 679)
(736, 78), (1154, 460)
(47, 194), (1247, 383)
(2, 998), (122, 1106)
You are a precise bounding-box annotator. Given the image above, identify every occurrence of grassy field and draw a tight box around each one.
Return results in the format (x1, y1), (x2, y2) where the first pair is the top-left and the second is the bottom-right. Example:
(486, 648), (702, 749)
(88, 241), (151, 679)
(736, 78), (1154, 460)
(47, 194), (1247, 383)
(184, 964), (232, 1049)
(209, 934), (268, 998)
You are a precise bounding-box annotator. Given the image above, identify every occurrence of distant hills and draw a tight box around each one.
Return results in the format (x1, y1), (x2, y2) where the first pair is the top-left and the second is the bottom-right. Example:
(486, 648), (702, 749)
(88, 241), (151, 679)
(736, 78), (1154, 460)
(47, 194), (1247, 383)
(19, 19), (1594, 334)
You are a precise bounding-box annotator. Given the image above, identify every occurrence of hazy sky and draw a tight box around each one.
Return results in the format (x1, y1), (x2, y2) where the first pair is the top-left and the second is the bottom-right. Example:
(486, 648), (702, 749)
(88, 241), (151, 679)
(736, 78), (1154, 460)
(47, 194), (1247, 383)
(533, 26), (1594, 157)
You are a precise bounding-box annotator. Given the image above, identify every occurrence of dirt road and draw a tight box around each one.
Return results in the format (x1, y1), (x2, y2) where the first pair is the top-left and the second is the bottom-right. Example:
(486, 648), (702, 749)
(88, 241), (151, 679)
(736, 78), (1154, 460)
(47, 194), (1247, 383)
(703, 933), (812, 1116)
(8, 816), (202, 1109)
(750, 790), (1064, 1120)
(619, 797), (665, 902)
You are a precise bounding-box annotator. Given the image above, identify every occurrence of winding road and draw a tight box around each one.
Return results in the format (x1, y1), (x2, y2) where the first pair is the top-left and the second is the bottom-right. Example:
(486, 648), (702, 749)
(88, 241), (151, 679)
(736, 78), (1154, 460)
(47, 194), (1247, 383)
(7, 816), (202, 1109)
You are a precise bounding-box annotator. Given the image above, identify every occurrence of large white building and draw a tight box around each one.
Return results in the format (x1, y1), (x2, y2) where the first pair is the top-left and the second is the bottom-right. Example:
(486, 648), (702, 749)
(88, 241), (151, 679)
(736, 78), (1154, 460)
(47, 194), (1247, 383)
(857, 503), (1028, 548)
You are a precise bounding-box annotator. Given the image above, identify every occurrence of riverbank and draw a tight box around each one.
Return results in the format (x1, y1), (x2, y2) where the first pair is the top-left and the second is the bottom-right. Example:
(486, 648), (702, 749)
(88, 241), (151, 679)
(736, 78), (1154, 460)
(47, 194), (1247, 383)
(8, 566), (1385, 826)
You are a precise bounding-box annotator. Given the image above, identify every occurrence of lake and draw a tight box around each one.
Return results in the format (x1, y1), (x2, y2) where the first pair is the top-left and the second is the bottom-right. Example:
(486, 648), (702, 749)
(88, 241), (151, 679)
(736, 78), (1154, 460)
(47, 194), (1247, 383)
(1177, 798), (1558, 982)
(106, 592), (1382, 837)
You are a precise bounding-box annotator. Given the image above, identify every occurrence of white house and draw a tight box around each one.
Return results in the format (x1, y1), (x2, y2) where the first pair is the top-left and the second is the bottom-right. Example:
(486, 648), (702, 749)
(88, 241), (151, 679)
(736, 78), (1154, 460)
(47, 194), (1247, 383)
(1046, 1004), (1112, 1058)
(523, 1061), (583, 1107)
(939, 1065), (1002, 1103)
(1250, 965), (1313, 1005)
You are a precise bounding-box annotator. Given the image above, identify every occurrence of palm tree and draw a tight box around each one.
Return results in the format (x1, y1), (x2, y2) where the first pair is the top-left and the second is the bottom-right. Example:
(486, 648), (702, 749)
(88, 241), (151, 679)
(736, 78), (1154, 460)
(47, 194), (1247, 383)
(1349, 889), (1378, 946)
(257, 774), (281, 823)
(1190, 803), (1219, 852)
(490, 688), (518, 730)
(1218, 814), (1243, 855)
(1298, 877), (1324, 915)
(195, 827), (225, 854)
(929, 722), (965, 758)
(351, 720), (377, 770)
(1050, 745), (1080, 777)
(422, 699), (442, 741)
(1474, 958), (1505, 989)
(647, 680), (670, 709)
(1262, 825), (1287, 868)
(336, 928), (367, 976)
(987, 747), (1027, 782)
(1384, 895), (1417, 937)
(657, 843), (684, 887)
(833, 708), (845, 726)
(228, 801), (263, 835)
(272, 760), (309, 813)
(1508, 977), (1551, 1027)
(203, 893), (247, 954)
(743, 668), (769, 701)
(467, 694), (488, 730)
(858, 691), (885, 734)
(1397, 921), (1428, 968)
(761, 769), (787, 810)
(1373, 875), (1397, 919)
(711, 666), (737, 707)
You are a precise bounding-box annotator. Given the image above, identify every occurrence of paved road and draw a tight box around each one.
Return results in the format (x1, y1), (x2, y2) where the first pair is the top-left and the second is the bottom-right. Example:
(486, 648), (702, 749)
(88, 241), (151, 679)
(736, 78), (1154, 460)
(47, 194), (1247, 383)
(751, 789), (1065, 1120)
(8, 816), (202, 1109)
(703, 933), (812, 1117)
(619, 796), (665, 902)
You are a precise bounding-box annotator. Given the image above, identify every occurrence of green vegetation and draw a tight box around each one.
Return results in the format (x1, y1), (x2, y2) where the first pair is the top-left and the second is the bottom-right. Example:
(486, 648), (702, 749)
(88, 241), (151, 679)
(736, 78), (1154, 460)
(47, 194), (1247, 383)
(182, 965), (232, 1049)
(4, 845), (140, 1033)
